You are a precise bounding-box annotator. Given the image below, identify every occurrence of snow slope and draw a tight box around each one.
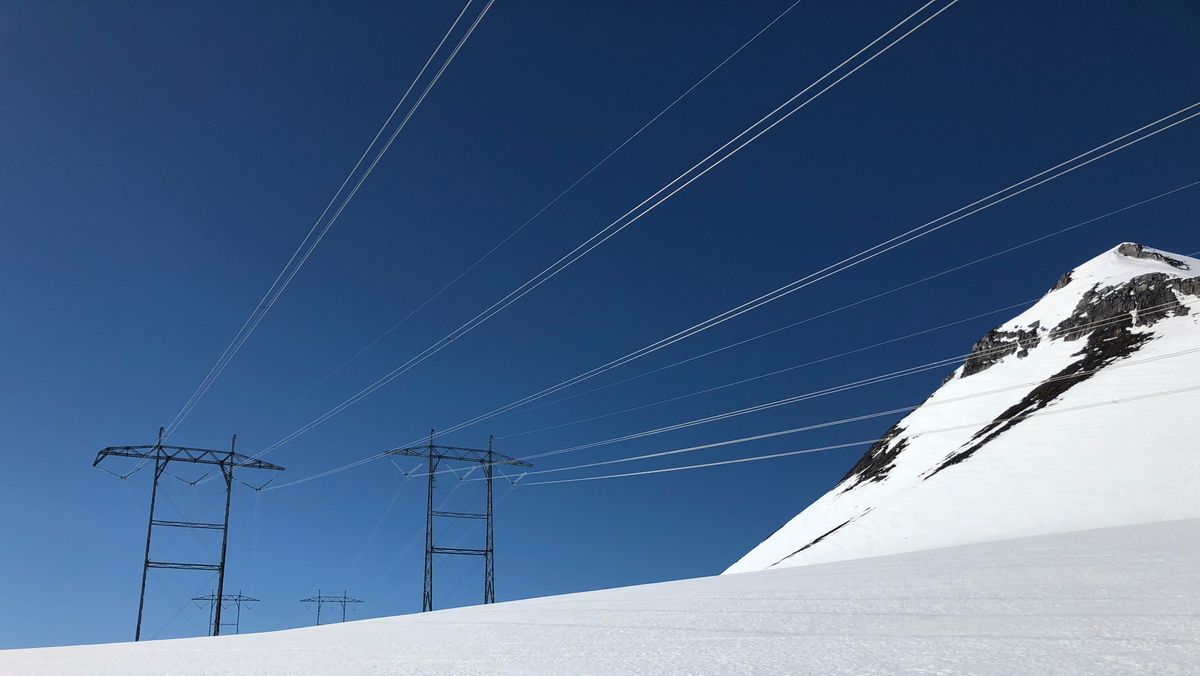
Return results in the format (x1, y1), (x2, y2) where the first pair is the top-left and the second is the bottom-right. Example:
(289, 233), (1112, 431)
(3, 520), (1198, 675)
(727, 243), (1200, 574)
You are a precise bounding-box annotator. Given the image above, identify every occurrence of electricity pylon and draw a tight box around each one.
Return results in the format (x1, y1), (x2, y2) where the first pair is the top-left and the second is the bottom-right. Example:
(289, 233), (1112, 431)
(386, 432), (530, 611)
(93, 427), (284, 640)
(300, 590), (363, 625)
(192, 590), (259, 635)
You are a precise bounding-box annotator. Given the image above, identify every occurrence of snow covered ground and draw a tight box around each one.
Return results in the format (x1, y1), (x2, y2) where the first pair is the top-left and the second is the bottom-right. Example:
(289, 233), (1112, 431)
(5, 519), (1198, 675)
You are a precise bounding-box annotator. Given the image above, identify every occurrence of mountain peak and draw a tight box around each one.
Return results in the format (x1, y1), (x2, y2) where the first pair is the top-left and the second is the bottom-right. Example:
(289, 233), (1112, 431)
(1003, 243), (1197, 333)
(1114, 242), (1191, 270)
(1059, 242), (1194, 288)
(726, 243), (1200, 574)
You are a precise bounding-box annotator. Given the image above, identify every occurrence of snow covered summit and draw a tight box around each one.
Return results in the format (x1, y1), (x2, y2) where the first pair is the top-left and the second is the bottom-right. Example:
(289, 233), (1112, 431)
(726, 243), (1200, 574)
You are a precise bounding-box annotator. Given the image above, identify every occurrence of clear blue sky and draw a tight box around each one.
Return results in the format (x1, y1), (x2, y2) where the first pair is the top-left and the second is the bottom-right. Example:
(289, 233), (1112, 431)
(1, 0), (1197, 648)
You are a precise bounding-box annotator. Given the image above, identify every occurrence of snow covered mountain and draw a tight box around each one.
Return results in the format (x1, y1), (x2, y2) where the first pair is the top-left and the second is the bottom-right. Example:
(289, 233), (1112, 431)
(727, 243), (1200, 574)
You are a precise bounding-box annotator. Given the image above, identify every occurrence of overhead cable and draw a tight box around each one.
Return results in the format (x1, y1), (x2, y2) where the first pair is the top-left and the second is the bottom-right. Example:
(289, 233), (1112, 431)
(503, 313), (1200, 466)
(270, 296), (1196, 489)
(261, 0), (811, 420)
(163, 0), (489, 438)
(412, 101), (1200, 448)
(496, 179), (1200, 436)
(248, 0), (961, 460)
(524, 382), (1200, 485)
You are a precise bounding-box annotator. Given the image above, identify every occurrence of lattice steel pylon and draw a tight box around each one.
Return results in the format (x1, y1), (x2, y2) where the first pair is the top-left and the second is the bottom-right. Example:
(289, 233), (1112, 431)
(386, 431), (530, 611)
(192, 590), (259, 635)
(93, 427), (284, 641)
(299, 590), (363, 625)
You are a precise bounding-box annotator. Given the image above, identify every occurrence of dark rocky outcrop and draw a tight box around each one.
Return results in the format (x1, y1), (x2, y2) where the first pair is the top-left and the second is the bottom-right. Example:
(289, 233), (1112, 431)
(961, 324), (1042, 377)
(833, 257), (1200, 490)
(1050, 271), (1074, 292)
(769, 516), (859, 568)
(928, 270), (1200, 477)
(927, 323), (1153, 478)
(961, 270), (1196, 379)
(1050, 273), (1196, 341)
(1116, 242), (1189, 270)
(839, 426), (908, 490)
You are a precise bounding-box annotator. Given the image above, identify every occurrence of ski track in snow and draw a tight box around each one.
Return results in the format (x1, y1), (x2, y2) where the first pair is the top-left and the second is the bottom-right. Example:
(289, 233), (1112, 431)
(3, 520), (1197, 674)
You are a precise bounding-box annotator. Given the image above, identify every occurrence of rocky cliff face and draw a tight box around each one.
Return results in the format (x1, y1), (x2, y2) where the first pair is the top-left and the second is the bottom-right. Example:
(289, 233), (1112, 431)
(726, 243), (1200, 574)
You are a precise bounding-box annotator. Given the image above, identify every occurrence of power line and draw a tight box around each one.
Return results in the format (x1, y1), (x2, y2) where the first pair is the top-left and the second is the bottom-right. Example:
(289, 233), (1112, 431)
(523, 382), (1200, 485)
(262, 289), (1199, 491)
(362, 462), (521, 596)
(149, 572), (218, 640)
(361, 298), (1200, 488)
(337, 466), (416, 586)
(493, 341), (1035, 445)
(495, 179), (1200, 437)
(509, 298), (1040, 426)
(515, 348), (1200, 479)
(407, 103), (1200, 447)
(161, 0), (488, 438)
(508, 321), (1200, 467)
(246, 0), (960, 461)
(257, 0), (810, 424)
(456, 315), (1200, 474)
(497, 351), (970, 442)
(248, 490), (263, 590)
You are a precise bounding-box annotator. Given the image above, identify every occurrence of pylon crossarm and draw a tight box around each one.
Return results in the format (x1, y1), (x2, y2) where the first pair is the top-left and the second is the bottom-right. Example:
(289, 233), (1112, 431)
(150, 519), (224, 530)
(193, 593), (260, 603)
(430, 546), (489, 556)
(432, 510), (487, 520)
(300, 595), (363, 604)
(93, 445), (285, 472)
(147, 561), (222, 571)
(385, 444), (532, 467)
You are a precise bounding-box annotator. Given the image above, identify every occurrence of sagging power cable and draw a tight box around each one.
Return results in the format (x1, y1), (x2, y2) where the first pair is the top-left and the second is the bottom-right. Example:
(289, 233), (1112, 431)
(272, 295), (1197, 489)
(503, 310), (1200, 466)
(411, 101), (1200, 448)
(247, 0), (961, 461)
(496, 179), (1200, 436)
(163, 0), (490, 439)
(523, 381), (1200, 485)
(259, 0), (810, 424)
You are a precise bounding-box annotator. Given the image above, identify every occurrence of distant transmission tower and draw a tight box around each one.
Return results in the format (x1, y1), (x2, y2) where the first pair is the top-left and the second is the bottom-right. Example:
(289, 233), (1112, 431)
(192, 590), (259, 635)
(299, 590), (363, 625)
(386, 432), (530, 611)
(92, 427), (285, 640)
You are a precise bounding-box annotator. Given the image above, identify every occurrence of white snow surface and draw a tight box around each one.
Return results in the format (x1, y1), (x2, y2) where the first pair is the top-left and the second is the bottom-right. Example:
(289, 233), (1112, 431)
(4, 520), (1198, 675)
(727, 244), (1200, 574)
